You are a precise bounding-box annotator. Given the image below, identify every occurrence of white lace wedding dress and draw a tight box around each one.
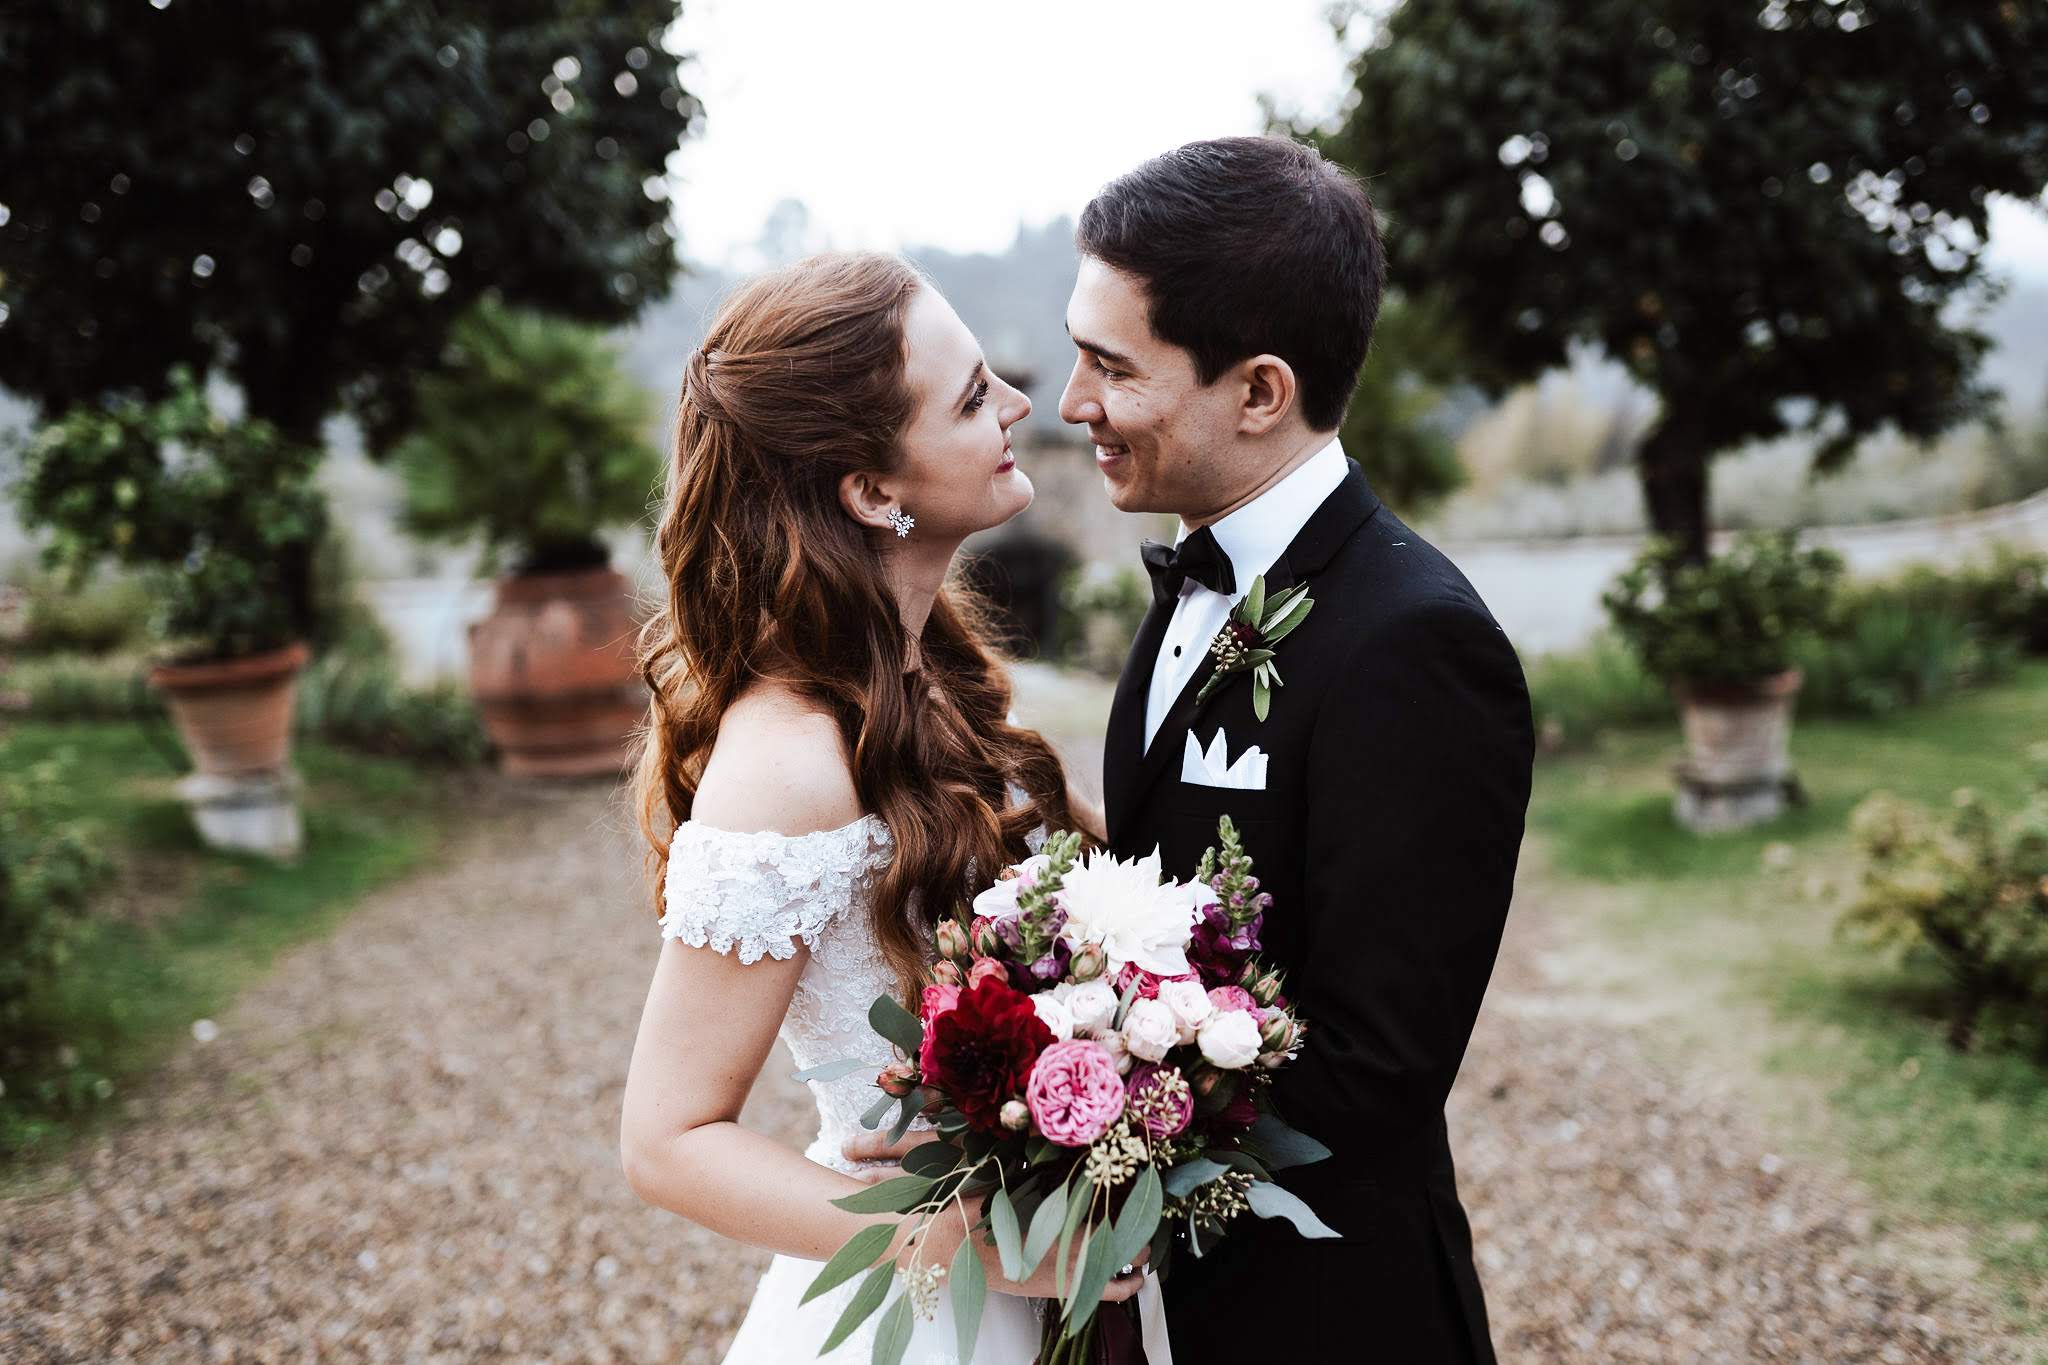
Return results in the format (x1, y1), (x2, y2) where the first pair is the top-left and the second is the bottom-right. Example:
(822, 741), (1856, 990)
(658, 814), (1044, 1365)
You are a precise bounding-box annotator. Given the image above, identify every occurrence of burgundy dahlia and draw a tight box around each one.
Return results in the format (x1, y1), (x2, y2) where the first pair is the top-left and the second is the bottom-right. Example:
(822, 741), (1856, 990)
(917, 976), (1054, 1132)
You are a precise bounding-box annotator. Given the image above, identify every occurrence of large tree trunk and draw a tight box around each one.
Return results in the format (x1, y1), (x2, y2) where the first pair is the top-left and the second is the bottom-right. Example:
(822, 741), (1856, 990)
(1637, 417), (1711, 563)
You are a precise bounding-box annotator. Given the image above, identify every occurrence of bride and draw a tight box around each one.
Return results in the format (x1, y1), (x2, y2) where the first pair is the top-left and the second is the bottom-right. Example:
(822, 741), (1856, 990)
(619, 252), (1141, 1362)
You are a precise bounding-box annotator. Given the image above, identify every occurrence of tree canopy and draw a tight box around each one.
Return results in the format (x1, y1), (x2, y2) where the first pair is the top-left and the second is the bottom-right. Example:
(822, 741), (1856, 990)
(1321, 0), (2048, 557)
(0, 1), (697, 450)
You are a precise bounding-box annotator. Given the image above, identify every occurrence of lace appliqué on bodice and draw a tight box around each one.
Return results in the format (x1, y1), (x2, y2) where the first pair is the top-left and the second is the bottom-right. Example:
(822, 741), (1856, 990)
(660, 815), (932, 1173)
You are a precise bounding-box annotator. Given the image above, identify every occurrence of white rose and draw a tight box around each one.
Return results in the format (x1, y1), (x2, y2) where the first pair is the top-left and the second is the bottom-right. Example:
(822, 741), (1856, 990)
(1121, 997), (1180, 1063)
(1196, 1009), (1263, 1070)
(1095, 1029), (1135, 1075)
(1156, 979), (1214, 1043)
(1031, 991), (1076, 1041)
(1059, 978), (1120, 1035)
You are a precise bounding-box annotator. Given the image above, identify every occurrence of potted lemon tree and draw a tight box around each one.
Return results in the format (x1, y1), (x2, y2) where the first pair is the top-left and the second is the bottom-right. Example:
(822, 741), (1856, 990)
(1603, 531), (1843, 832)
(394, 296), (661, 777)
(11, 366), (326, 856)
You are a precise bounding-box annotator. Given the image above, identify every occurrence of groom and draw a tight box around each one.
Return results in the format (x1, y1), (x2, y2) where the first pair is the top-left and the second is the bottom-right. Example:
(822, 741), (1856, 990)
(1062, 137), (1535, 1362)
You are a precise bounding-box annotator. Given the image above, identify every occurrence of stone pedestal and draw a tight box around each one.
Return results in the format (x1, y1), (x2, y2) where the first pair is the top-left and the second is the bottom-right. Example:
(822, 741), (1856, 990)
(175, 767), (304, 860)
(1673, 768), (1804, 834)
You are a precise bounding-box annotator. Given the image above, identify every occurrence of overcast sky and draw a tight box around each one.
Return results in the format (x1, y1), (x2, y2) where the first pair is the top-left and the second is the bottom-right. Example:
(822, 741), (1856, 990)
(662, 0), (2048, 279)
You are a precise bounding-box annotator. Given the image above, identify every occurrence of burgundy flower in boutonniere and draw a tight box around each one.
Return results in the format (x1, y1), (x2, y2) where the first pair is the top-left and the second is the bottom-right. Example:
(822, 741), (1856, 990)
(1194, 574), (1314, 721)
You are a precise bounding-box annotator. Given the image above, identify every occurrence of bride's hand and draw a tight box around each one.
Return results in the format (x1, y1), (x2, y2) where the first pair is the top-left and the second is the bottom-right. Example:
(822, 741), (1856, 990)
(842, 1128), (940, 1176)
(915, 1191), (1151, 1303)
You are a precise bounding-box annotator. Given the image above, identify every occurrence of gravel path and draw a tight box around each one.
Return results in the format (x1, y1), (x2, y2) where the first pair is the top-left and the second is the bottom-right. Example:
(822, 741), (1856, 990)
(1, 681), (2029, 1362)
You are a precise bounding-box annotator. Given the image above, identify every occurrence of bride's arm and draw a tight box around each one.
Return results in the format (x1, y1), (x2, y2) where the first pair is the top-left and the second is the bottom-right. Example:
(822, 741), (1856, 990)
(620, 691), (906, 1261)
(620, 936), (905, 1262)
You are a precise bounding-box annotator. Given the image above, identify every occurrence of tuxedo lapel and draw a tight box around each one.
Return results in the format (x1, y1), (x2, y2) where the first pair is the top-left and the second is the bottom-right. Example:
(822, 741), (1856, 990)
(1111, 460), (1385, 829)
(1103, 594), (1173, 841)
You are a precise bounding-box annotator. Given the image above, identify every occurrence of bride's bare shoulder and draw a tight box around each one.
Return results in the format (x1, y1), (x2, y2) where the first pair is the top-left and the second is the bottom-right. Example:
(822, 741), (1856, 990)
(693, 681), (863, 837)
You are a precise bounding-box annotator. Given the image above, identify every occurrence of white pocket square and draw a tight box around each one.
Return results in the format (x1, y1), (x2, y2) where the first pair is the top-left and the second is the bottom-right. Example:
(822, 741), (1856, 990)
(1181, 728), (1269, 790)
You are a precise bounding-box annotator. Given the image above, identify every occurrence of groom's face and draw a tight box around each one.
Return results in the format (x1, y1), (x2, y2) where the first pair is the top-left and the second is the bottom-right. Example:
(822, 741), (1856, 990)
(1059, 257), (1238, 516)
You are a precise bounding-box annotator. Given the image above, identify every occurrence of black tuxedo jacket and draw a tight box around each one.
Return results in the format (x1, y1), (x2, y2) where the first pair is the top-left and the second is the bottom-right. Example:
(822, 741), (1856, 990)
(1106, 460), (1534, 1365)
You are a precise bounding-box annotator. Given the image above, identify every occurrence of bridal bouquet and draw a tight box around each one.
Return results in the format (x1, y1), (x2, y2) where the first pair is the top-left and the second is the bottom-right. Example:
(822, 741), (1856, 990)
(800, 818), (1336, 1364)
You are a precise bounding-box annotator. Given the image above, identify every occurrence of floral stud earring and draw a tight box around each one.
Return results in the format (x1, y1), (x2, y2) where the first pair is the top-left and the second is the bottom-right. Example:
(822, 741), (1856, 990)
(887, 507), (916, 538)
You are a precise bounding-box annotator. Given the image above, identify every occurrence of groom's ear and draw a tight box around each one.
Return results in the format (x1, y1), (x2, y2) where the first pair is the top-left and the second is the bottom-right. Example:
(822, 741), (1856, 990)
(838, 469), (901, 535)
(1234, 354), (1299, 437)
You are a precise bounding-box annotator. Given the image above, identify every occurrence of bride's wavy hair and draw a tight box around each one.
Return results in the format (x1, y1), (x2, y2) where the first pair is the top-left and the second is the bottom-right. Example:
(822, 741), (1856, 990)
(630, 251), (1076, 994)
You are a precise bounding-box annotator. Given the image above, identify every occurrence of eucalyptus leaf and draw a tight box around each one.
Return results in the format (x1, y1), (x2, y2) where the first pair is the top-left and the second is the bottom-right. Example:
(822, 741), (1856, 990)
(1215, 1148), (1272, 1181)
(1247, 1113), (1333, 1170)
(990, 1186), (1025, 1283)
(791, 1057), (881, 1084)
(1162, 1158), (1229, 1199)
(1111, 974), (1143, 1030)
(1054, 1174), (1091, 1299)
(830, 1175), (937, 1216)
(950, 1233), (986, 1362)
(901, 1140), (963, 1178)
(1063, 1224), (1118, 1331)
(800, 1222), (895, 1305)
(1021, 1175), (1068, 1276)
(872, 1291), (915, 1365)
(867, 995), (924, 1056)
(819, 1261), (894, 1353)
(1245, 1180), (1341, 1239)
(885, 1089), (928, 1145)
(859, 1091), (897, 1130)
(1107, 1165), (1163, 1272)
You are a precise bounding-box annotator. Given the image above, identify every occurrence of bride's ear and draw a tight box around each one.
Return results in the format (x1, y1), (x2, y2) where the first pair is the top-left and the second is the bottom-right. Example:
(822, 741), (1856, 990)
(838, 469), (903, 536)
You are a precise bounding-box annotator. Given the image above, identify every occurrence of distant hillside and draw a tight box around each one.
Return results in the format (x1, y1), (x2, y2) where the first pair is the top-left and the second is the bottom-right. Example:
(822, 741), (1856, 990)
(615, 218), (1090, 444)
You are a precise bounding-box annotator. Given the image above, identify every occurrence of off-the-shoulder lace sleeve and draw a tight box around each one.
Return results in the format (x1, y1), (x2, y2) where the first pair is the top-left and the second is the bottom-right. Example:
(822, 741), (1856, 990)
(659, 816), (893, 965)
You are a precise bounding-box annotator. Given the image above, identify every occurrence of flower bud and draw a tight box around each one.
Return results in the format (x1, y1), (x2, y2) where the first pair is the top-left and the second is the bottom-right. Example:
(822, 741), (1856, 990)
(967, 957), (1007, 990)
(970, 917), (1002, 958)
(931, 959), (963, 987)
(878, 1061), (918, 1097)
(1190, 1068), (1225, 1098)
(1249, 970), (1284, 1008)
(1258, 1051), (1286, 1070)
(999, 1099), (1031, 1132)
(1069, 943), (1108, 982)
(934, 919), (970, 963)
(1259, 1013), (1295, 1053)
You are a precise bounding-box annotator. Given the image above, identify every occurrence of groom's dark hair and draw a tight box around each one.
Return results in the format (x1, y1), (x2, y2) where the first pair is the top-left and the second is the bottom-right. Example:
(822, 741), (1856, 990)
(1075, 135), (1386, 432)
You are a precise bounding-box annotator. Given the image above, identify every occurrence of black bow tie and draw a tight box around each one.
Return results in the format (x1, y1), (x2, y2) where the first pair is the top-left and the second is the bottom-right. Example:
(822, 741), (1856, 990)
(1139, 527), (1236, 609)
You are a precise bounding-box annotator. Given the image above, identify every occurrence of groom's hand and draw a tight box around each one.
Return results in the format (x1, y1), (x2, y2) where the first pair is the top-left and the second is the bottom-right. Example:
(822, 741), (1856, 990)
(842, 1128), (940, 1178)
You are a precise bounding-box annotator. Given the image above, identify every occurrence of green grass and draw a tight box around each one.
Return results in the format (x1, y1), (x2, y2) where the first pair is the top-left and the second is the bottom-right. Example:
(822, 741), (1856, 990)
(1529, 661), (2048, 1340)
(0, 718), (459, 1176)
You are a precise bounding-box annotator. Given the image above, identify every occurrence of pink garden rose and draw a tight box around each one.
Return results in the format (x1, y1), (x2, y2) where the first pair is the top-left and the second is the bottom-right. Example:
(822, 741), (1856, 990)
(966, 957), (1008, 990)
(1207, 985), (1257, 1015)
(920, 983), (961, 1024)
(1025, 1039), (1128, 1146)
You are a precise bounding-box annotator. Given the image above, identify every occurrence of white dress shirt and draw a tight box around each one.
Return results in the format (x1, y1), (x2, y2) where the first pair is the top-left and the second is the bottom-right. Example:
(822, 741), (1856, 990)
(1142, 435), (1349, 750)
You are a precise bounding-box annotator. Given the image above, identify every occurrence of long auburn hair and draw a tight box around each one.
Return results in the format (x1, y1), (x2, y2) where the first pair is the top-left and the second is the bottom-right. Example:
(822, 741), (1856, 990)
(630, 251), (1076, 994)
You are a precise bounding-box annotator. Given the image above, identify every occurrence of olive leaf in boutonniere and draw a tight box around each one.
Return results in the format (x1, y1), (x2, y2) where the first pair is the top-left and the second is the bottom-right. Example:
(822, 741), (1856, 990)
(1194, 574), (1315, 721)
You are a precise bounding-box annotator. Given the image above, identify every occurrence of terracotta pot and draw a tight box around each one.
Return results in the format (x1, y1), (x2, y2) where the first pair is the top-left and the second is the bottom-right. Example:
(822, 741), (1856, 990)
(1669, 668), (1804, 832)
(147, 641), (310, 777)
(467, 564), (647, 778)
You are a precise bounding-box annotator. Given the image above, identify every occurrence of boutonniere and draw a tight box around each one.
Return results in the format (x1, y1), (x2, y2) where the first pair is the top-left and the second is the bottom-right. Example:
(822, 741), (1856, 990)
(1194, 574), (1315, 721)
